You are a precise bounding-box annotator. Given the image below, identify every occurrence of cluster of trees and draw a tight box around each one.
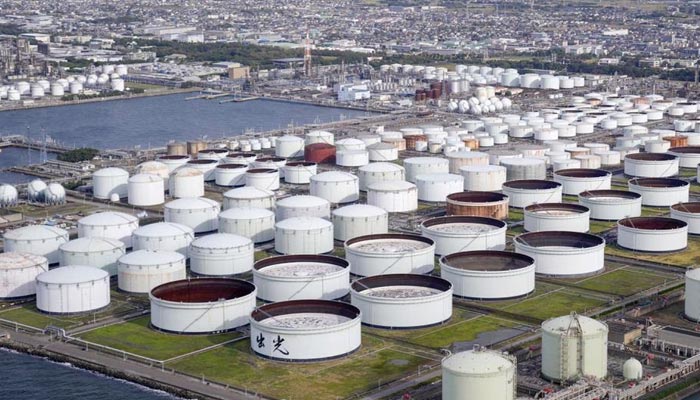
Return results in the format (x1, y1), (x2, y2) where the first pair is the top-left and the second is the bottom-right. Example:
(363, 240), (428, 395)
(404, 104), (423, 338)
(60, 88), (144, 102)
(57, 148), (99, 163)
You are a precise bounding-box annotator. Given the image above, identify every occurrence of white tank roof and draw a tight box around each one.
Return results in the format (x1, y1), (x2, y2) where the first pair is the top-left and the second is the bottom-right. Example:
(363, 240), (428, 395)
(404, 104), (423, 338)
(136, 161), (168, 173)
(60, 237), (125, 252)
(219, 207), (274, 219)
(442, 349), (514, 375)
(0, 252), (47, 269)
(79, 211), (138, 226)
(333, 204), (387, 217)
(312, 171), (358, 182)
(133, 222), (193, 237)
(336, 138), (364, 145)
(94, 167), (128, 177)
(191, 233), (251, 249)
(359, 162), (404, 172)
(171, 166), (203, 177)
(4, 225), (68, 240)
(37, 265), (108, 284)
(416, 173), (462, 182)
(128, 173), (163, 183)
(224, 186), (274, 199)
(542, 313), (607, 335)
(367, 180), (415, 191)
(277, 195), (329, 208)
(276, 217), (332, 230)
(277, 135), (304, 142)
(119, 249), (184, 266)
(165, 197), (220, 210)
(367, 142), (396, 150)
(405, 157), (449, 164)
(446, 150), (481, 159)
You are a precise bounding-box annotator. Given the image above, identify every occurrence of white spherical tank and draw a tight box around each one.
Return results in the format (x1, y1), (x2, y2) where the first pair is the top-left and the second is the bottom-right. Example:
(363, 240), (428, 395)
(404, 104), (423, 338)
(332, 204), (388, 241)
(223, 186), (275, 210)
(254, 254), (350, 302)
(442, 347), (517, 400)
(275, 217), (334, 255)
(92, 167), (129, 199)
(0, 184), (18, 207)
(117, 250), (186, 293)
(358, 162), (405, 191)
(0, 252), (48, 298)
(150, 278), (256, 334)
(128, 173), (164, 206)
(131, 222), (194, 257)
(617, 217), (688, 252)
(4, 225), (69, 265)
(27, 179), (47, 202)
(578, 190), (642, 221)
(276, 195), (330, 221)
(421, 216), (506, 255)
(628, 178), (689, 207)
(404, 157), (450, 183)
(59, 237), (125, 276)
(189, 233), (254, 276)
(541, 313), (608, 382)
(440, 251), (535, 299)
(218, 207), (275, 243)
(367, 180), (418, 212)
(553, 169), (612, 195)
(169, 167), (205, 198)
(164, 197), (220, 233)
(685, 268), (700, 322)
(345, 233), (435, 276)
(514, 231), (605, 277)
(415, 174), (464, 202)
(36, 266), (111, 314)
(524, 203), (590, 233)
(623, 358), (644, 381)
(310, 171), (359, 204)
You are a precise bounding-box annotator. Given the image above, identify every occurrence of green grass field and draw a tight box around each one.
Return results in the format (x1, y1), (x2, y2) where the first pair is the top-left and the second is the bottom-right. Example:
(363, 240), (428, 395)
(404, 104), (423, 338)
(571, 268), (677, 296)
(77, 316), (242, 360)
(606, 236), (700, 268)
(169, 335), (434, 400)
(409, 315), (523, 349)
(499, 290), (607, 321)
(0, 305), (78, 329)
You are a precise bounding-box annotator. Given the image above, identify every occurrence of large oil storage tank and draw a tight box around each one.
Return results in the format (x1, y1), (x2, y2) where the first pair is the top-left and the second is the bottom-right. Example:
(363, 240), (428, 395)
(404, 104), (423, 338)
(276, 195), (330, 221)
(275, 217), (334, 255)
(245, 168), (280, 191)
(446, 191), (509, 219)
(223, 186), (275, 210)
(283, 161), (317, 184)
(160, 154), (191, 172)
(254, 254), (350, 302)
(617, 217), (688, 252)
(189, 233), (253, 276)
(305, 130), (334, 145)
(127, 174), (164, 206)
(77, 211), (139, 248)
(628, 178), (689, 206)
(553, 169), (611, 195)
(446, 151), (489, 173)
(685, 268), (700, 321)
(421, 216), (507, 255)
(441, 247), (536, 300)
(514, 231), (605, 277)
(117, 249), (186, 293)
(310, 171), (359, 204)
(367, 181), (418, 212)
(131, 222), (194, 256)
(358, 162), (405, 191)
(249, 300), (361, 361)
(150, 278), (256, 334)
(459, 165), (507, 191)
(670, 202), (700, 234)
(351, 274), (452, 328)
(578, 190), (642, 221)
(219, 207), (275, 243)
(624, 153), (679, 178)
(500, 158), (547, 181)
(345, 233), (435, 276)
(524, 203), (590, 233)
(332, 204), (388, 241)
(276, 135), (305, 158)
(135, 161), (170, 185)
(416, 174), (464, 202)
(164, 197), (220, 233)
(166, 142), (188, 156)
(4, 225), (69, 265)
(541, 313), (608, 382)
(58, 237), (125, 276)
(197, 148), (229, 161)
(442, 347), (517, 400)
(214, 163), (247, 187)
(0, 252), (49, 298)
(502, 180), (562, 208)
(36, 266), (110, 314)
(304, 143), (336, 164)
(186, 159), (218, 181)
(92, 167), (129, 199)
(668, 147), (700, 169)
(169, 167), (205, 198)
(404, 157), (450, 183)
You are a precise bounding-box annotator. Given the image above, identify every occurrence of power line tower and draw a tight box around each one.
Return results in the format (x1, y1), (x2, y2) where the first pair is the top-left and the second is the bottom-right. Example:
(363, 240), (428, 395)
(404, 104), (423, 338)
(304, 29), (312, 78)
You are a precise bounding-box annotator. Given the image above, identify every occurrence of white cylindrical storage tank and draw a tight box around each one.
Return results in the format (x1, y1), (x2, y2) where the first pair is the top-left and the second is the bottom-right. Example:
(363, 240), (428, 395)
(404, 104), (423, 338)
(332, 204), (388, 241)
(305, 130), (334, 145)
(283, 161), (317, 184)
(218, 207), (275, 243)
(367, 143), (398, 162)
(186, 159), (218, 182)
(92, 167), (129, 199)
(553, 169), (611, 195)
(500, 158), (546, 181)
(670, 202), (700, 235)
(367, 181), (418, 212)
(404, 157), (450, 183)
(214, 163), (247, 187)
(164, 197), (220, 233)
(440, 251), (535, 299)
(579, 190), (642, 221)
(36, 266), (110, 314)
(685, 269), (700, 321)
(197, 148), (229, 161)
(310, 171), (359, 204)
(169, 167), (205, 198)
(628, 178), (689, 207)
(624, 153), (679, 178)
(644, 140), (670, 153)
(275, 135), (305, 158)
(131, 222), (194, 256)
(150, 278), (256, 334)
(351, 274), (452, 328)
(117, 250), (186, 294)
(158, 155), (191, 172)
(4, 225), (69, 265)
(541, 313), (608, 382)
(502, 180), (563, 208)
(276, 195), (330, 221)
(0, 253), (49, 298)
(421, 216), (506, 256)
(335, 138), (367, 152)
(336, 150), (369, 167)
(245, 168), (280, 191)
(128, 174), (164, 206)
(254, 254), (350, 302)
(514, 231), (605, 277)
(345, 233), (435, 277)
(223, 186), (275, 211)
(275, 217), (333, 255)
(250, 300), (361, 361)
(446, 151), (488, 174)
(358, 162), (405, 191)
(524, 203), (590, 233)
(224, 152), (257, 165)
(189, 233), (253, 276)
(459, 165), (507, 191)
(59, 237), (125, 276)
(617, 217), (687, 252)
(415, 174), (463, 202)
(442, 347), (517, 400)
(50, 82), (64, 96)
(668, 147), (700, 169)
(598, 151), (621, 166)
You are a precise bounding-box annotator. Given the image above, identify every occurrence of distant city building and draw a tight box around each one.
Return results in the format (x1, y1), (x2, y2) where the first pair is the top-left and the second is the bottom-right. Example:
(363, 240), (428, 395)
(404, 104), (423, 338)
(228, 65), (250, 80)
(337, 83), (370, 102)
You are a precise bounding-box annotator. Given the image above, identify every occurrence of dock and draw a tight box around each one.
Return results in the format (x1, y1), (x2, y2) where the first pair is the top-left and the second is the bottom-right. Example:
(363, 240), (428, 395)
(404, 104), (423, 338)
(219, 96), (259, 103)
